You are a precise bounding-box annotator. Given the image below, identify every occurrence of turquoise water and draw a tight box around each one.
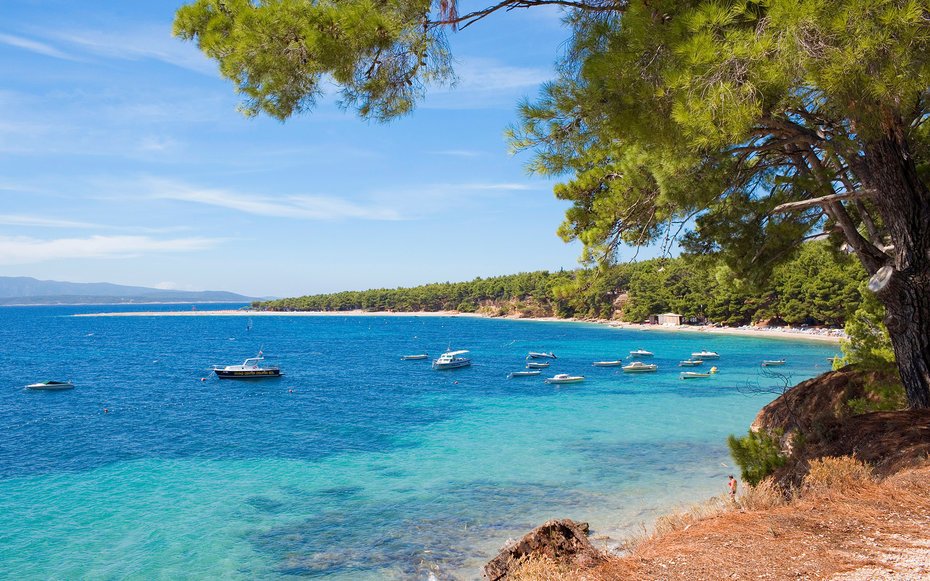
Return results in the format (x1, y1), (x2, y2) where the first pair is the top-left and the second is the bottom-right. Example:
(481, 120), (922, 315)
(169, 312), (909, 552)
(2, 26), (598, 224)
(0, 306), (837, 579)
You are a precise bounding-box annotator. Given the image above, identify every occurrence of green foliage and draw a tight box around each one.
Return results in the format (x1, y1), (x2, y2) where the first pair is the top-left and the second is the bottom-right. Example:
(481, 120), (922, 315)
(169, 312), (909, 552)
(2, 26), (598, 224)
(728, 429), (788, 486)
(847, 379), (907, 415)
(259, 240), (864, 325)
(174, 0), (453, 121)
(841, 283), (896, 370)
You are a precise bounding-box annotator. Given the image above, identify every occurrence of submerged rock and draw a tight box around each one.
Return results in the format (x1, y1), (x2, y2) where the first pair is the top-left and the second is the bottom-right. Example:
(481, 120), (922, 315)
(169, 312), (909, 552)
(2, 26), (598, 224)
(482, 518), (604, 581)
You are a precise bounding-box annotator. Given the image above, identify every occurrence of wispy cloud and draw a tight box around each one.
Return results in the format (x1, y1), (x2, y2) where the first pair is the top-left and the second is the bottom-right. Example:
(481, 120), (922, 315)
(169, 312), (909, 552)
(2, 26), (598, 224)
(46, 25), (216, 76)
(427, 149), (483, 158)
(423, 57), (553, 110)
(0, 214), (101, 229)
(0, 32), (81, 61)
(144, 179), (404, 221)
(0, 235), (220, 265)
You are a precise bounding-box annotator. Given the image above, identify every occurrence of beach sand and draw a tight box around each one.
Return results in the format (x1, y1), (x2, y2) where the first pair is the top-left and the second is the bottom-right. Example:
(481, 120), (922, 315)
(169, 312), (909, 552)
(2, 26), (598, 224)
(76, 309), (844, 344)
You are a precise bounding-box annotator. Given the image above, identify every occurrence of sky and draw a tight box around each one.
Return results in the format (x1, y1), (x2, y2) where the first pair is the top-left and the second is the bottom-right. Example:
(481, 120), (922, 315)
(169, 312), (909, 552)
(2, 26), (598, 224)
(0, 1), (605, 298)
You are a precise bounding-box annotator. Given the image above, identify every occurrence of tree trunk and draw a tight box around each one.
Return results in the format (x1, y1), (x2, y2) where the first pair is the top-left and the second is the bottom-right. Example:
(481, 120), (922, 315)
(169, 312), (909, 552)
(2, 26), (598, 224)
(858, 116), (930, 409)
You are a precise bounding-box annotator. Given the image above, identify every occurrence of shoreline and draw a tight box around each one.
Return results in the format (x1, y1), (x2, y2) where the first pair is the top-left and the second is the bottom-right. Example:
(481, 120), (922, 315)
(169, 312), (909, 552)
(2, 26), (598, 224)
(75, 308), (844, 344)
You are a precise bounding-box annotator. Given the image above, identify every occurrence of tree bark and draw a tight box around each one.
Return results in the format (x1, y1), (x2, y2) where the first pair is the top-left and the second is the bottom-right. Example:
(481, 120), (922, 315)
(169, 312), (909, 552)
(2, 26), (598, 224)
(858, 116), (930, 409)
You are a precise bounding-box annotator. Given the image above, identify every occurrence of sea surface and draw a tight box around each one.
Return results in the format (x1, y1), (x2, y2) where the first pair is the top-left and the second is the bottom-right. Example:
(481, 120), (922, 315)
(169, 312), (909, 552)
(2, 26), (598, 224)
(0, 305), (838, 579)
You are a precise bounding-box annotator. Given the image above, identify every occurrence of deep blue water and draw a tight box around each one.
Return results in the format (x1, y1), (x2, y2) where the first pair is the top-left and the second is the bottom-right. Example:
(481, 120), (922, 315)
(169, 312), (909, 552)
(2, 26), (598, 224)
(0, 305), (838, 579)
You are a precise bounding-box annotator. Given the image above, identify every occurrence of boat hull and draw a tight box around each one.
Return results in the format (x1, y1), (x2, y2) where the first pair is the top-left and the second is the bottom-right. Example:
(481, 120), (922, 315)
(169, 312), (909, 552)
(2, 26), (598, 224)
(681, 372), (711, 379)
(545, 378), (584, 384)
(401, 355), (429, 360)
(592, 361), (623, 367)
(25, 382), (74, 390)
(623, 367), (657, 373)
(214, 369), (282, 379)
(761, 361), (786, 367)
(432, 360), (471, 370)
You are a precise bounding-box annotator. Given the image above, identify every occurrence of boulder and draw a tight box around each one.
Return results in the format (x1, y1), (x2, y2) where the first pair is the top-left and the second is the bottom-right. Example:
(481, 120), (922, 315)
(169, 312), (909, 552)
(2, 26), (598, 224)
(482, 518), (605, 581)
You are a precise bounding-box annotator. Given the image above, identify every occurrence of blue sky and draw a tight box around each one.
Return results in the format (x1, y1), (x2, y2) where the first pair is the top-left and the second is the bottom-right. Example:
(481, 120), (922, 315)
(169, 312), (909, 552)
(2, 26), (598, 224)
(0, 1), (593, 298)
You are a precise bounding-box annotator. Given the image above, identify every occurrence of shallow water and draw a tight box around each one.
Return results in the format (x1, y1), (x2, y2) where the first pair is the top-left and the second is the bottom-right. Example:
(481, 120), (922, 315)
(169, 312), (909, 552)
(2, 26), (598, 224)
(0, 305), (837, 579)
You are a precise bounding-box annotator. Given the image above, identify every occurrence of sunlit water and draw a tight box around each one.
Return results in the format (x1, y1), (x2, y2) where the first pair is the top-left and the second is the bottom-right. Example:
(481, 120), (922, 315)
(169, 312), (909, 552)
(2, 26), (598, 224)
(0, 305), (838, 579)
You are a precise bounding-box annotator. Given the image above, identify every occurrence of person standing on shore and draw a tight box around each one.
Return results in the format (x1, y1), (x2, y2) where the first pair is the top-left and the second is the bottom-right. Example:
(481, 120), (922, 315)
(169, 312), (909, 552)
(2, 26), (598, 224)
(728, 475), (738, 501)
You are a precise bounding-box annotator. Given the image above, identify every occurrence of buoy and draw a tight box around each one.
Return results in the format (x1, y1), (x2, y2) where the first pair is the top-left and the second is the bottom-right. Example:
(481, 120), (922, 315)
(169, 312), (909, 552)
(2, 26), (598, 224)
(104, 408), (109, 414)
(200, 377), (206, 382)
(710, 366), (718, 374)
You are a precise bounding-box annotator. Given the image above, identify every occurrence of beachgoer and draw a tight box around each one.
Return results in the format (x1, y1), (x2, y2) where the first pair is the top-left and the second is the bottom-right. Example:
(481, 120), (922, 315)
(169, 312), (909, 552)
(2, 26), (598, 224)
(728, 475), (738, 500)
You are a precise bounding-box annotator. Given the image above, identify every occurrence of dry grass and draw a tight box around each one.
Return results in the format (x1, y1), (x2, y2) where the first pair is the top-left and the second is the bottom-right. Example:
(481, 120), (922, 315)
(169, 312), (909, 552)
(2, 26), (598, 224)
(507, 458), (930, 580)
(803, 456), (874, 494)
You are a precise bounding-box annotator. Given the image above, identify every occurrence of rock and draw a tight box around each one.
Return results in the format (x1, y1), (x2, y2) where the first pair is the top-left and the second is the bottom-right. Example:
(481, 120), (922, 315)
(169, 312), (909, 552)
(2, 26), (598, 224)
(482, 518), (605, 581)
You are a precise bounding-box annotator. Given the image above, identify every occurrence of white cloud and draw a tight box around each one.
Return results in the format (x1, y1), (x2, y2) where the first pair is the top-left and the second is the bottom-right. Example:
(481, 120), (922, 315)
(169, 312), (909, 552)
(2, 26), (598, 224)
(0, 214), (100, 229)
(427, 149), (483, 158)
(422, 57), (554, 109)
(0, 32), (81, 61)
(143, 179), (404, 221)
(46, 25), (216, 76)
(0, 235), (219, 265)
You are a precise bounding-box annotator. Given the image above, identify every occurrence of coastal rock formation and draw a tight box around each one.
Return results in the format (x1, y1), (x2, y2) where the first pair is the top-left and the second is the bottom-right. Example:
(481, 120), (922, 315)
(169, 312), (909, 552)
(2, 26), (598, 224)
(482, 519), (604, 581)
(751, 366), (930, 485)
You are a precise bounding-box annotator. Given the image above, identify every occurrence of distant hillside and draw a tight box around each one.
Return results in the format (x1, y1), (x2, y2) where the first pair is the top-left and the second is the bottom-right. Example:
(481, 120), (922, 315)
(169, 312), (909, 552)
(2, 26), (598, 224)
(0, 276), (255, 305)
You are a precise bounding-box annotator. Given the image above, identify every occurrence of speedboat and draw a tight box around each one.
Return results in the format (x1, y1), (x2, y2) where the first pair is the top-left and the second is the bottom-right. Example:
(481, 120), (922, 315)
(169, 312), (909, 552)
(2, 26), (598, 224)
(592, 360), (624, 367)
(432, 350), (471, 370)
(400, 354), (429, 360)
(679, 359), (703, 366)
(25, 380), (74, 390)
(526, 361), (551, 369)
(544, 374), (585, 384)
(508, 370), (541, 378)
(213, 353), (282, 379)
(680, 371), (712, 379)
(622, 361), (658, 373)
(629, 349), (654, 357)
(761, 359), (786, 367)
(527, 352), (557, 359)
(691, 350), (720, 360)
(682, 366), (719, 379)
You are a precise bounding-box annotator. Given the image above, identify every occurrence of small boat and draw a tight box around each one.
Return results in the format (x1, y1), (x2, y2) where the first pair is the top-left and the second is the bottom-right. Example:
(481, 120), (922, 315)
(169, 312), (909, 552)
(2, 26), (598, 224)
(629, 349), (654, 357)
(527, 352), (557, 359)
(761, 359), (786, 367)
(213, 352), (282, 379)
(544, 374), (585, 384)
(592, 360), (624, 367)
(680, 371), (712, 379)
(691, 350), (720, 360)
(526, 361), (551, 369)
(508, 370), (541, 378)
(400, 354), (429, 360)
(25, 380), (74, 390)
(679, 360), (704, 367)
(432, 350), (471, 370)
(622, 361), (658, 373)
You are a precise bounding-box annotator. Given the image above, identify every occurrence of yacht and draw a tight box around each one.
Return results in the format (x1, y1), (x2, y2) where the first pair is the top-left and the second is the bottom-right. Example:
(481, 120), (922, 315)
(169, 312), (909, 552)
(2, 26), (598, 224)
(691, 350), (720, 360)
(213, 353), (282, 379)
(544, 374), (585, 384)
(592, 360), (624, 367)
(400, 354), (429, 360)
(508, 370), (541, 378)
(622, 361), (658, 373)
(629, 349), (654, 358)
(526, 361), (551, 369)
(527, 352), (557, 359)
(679, 359), (704, 366)
(432, 350), (471, 370)
(761, 359), (786, 367)
(25, 380), (74, 390)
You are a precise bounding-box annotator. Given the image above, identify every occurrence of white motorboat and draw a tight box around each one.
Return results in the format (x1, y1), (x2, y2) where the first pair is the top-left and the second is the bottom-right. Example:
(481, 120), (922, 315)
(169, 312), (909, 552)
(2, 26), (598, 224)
(508, 370), (541, 378)
(680, 371), (712, 379)
(679, 359), (703, 366)
(592, 360), (624, 367)
(544, 373), (585, 384)
(761, 359), (786, 367)
(432, 350), (471, 370)
(25, 380), (74, 390)
(622, 361), (658, 373)
(400, 354), (429, 360)
(629, 349), (654, 357)
(213, 352), (282, 379)
(527, 352), (557, 359)
(526, 361), (551, 369)
(691, 350), (720, 360)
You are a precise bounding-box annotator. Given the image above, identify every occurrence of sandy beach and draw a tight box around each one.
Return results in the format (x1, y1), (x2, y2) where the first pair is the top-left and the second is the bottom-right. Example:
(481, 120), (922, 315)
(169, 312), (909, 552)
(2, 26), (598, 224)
(76, 308), (845, 344)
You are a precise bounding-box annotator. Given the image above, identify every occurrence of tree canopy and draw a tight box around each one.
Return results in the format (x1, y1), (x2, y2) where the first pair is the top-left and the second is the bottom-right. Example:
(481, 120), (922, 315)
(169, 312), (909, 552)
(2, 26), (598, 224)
(176, 0), (930, 408)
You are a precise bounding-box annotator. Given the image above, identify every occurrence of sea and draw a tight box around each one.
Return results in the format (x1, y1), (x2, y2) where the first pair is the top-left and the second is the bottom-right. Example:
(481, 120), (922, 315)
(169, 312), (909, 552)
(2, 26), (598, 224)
(0, 304), (839, 579)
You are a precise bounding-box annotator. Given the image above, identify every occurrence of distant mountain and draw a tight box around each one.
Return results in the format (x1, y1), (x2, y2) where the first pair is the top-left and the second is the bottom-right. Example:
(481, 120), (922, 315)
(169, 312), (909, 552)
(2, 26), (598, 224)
(0, 276), (256, 305)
